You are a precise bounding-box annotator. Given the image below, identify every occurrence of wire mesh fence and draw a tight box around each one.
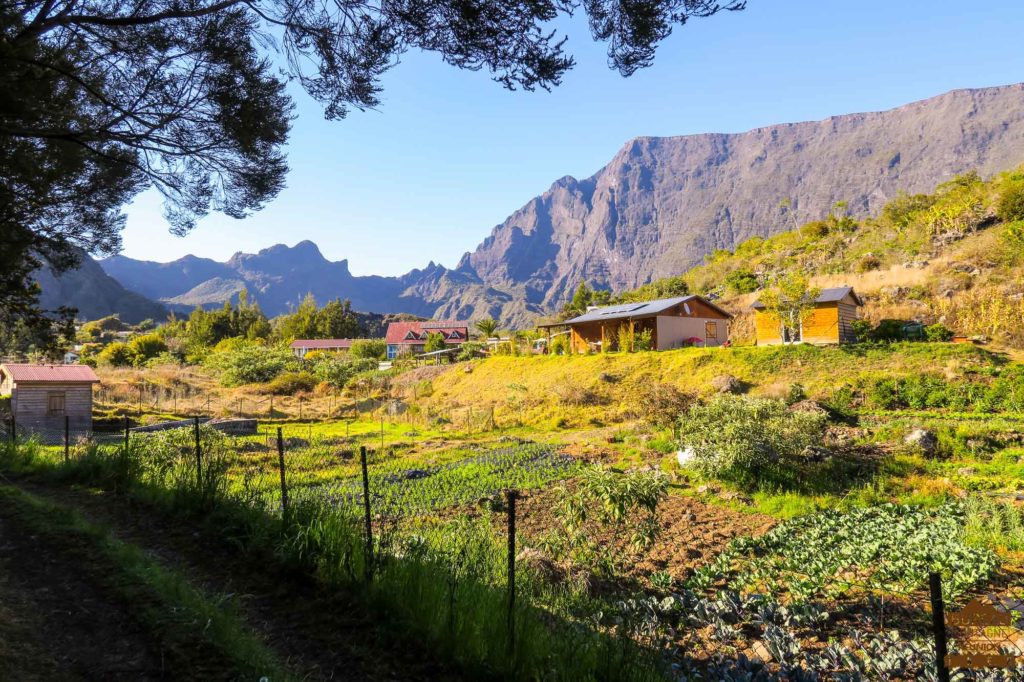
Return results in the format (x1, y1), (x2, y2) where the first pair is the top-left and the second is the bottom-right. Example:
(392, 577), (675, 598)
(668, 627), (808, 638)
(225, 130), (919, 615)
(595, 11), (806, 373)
(2, 418), (1022, 680)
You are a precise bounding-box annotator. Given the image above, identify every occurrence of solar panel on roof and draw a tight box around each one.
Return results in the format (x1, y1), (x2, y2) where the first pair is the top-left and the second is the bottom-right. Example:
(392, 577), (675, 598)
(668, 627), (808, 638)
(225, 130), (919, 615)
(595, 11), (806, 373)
(599, 304), (645, 316)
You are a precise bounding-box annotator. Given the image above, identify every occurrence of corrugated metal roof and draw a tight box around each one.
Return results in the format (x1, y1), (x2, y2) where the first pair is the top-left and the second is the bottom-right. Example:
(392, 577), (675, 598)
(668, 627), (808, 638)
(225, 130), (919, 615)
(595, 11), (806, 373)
(385, 321), (469, 345)
(0, 363), (100, 383)
(751, 286), (861, 309)
(559, 295), (732, 325)
(289, 339), (360, 349)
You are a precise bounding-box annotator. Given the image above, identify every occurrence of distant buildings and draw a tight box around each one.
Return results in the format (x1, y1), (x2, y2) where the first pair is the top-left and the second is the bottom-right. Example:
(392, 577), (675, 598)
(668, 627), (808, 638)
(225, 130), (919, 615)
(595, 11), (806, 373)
(540, 295), (733, 352)
(752, 286), (862, 345)
(289, 338), (361, 358)
(385, 321), (469, 360)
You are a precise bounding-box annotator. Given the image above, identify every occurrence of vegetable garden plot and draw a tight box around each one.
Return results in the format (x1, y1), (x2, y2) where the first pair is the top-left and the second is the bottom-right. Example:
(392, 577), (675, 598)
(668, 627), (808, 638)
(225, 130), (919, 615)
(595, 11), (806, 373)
(288, 444), (579, 516)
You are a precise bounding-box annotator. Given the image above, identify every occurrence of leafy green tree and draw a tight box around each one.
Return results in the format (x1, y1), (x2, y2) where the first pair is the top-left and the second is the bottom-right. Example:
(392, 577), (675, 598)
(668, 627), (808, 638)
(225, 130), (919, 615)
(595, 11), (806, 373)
(724, 269), (759, 294)
(97, 341), (137, 367)
(349, 339), (386, 360)
(275, 294), (320, 341)
(315, 298), (360, 339)
(128, 334), (168, 365)
(997, 182), (1024, 222)
(474, 318), (499, 338)
(424, 332), (447, 353)
(3, 0), (742, 336)
(757, 272), (821, 344)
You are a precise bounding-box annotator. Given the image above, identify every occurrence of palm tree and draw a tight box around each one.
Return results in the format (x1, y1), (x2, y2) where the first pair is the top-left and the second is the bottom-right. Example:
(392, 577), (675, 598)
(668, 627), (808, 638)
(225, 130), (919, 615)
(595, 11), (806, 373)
(474, 318), (498, 339)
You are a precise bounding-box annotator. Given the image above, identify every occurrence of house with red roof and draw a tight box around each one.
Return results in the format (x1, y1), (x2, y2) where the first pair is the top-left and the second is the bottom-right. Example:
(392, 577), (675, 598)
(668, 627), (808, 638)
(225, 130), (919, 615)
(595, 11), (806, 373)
(289, 338), (369, 358)
(0, 363), (101, 437)
(385, 321), (469, 360)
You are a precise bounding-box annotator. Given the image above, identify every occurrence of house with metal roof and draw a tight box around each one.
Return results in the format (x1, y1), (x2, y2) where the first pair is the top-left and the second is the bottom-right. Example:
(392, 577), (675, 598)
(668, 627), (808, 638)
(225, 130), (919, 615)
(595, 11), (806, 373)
(539, 295), (733, 353)
(289, 338), (375, 358)
(0, 363), (101, 439)
(384, 321), (469, 360)
(751, 286), (863, 345)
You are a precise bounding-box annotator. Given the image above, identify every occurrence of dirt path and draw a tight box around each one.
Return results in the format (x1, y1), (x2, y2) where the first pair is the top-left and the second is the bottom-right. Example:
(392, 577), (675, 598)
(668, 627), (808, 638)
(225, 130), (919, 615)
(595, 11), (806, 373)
(16, 481), (459, 682)
(0, 509), (169, 680)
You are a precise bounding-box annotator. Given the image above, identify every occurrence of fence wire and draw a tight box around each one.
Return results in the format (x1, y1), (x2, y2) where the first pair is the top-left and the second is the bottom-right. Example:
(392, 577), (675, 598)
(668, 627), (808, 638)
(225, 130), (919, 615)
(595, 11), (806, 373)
(2, 418), (1022, 681)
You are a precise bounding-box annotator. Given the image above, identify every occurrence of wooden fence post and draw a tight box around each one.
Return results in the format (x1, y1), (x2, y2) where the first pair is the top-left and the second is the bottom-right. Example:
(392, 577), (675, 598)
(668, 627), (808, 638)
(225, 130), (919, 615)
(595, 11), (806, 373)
(360, 446), (373, 581)
(507, 489), (518, 660)
(123, 415), (130, 452)
(276, 427), (289, 519)
(193, 416), (202, 491)
(929, 571), (951, 682)
(8, 416), (14, 447)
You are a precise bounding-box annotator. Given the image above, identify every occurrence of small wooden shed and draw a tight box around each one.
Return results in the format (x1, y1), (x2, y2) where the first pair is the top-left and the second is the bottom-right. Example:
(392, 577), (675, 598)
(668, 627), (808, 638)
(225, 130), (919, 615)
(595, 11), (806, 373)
(752, 286), (863, 345)
(539, 295), (733, 353)
(0, 364), (100, 437)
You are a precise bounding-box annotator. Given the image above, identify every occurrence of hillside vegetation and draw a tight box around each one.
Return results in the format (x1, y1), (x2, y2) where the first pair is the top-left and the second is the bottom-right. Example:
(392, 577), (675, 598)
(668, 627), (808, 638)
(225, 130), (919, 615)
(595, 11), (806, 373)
(613, 166), (1024, 347)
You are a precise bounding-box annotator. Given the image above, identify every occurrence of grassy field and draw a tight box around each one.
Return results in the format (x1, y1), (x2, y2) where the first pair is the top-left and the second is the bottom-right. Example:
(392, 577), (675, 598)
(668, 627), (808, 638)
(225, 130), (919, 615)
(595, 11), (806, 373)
(6, 342), (1024, 679)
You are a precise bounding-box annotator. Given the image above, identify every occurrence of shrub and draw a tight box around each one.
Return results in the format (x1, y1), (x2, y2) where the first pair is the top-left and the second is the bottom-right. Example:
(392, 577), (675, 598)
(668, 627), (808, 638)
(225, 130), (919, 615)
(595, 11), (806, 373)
(349, 339), (386, 360)
(634, 328), (654, 352)
(207, 344), (299, 386)
(265, 371), (318, 395)
(856, 254), (881, 272)
(851, 319), (874, 342)
(924, 323), (954, 342)
(551, 467), (668, 575)
(424, 332), (446, 353)
(549, 335), (570, 355)
(872, 319), (905, 342)
(996, 181), (1024, 222)
(310, 356), (377, 388)
(456, 341), (485, 361)
(97, 342), (137, 367)
(128, 333), (168, 365)
(725, 269), (759, 295)
(677, 396), (828, 486)
(626, 383), (695, 428)
(616, 324), (633, 353)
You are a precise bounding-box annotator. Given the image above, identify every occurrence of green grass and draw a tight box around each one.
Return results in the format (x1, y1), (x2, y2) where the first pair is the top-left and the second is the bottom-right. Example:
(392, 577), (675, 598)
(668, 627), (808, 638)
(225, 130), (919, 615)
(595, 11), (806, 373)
(1, 434), (667, 681)
(0, 483), (290, 680)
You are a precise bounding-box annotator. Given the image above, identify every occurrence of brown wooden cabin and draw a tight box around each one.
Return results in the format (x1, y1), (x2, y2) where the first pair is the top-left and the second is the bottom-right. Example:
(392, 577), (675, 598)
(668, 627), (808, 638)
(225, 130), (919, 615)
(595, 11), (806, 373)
(0, 363), (100, 440)
(752, 286), (862, 345)
(539, 295), (733, 353)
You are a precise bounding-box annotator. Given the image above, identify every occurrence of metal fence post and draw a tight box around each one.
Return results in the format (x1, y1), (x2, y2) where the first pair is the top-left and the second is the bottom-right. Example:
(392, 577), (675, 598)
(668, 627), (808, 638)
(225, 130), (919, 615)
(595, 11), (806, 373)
(123, 415), (130, 452)
(276, 427), (289, 520)
(360, 446), (373, 581)
(9, 416), (15, 447)
(929, 571), (951, 682)
(64, 415), (70, 464)
(507, 489), (518, 660)
(193, 416), (202, 490)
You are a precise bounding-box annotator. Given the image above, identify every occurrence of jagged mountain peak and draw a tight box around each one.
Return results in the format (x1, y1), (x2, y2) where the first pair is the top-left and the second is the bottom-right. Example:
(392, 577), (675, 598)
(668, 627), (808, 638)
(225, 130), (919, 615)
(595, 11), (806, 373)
(83, 82), (1024, 328)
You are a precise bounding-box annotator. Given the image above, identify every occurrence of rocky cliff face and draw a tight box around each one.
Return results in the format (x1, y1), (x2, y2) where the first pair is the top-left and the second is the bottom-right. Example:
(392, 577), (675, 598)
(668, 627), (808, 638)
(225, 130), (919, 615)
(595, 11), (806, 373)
(87, 83), (1024, 326)
(460, 83), (1024, 312)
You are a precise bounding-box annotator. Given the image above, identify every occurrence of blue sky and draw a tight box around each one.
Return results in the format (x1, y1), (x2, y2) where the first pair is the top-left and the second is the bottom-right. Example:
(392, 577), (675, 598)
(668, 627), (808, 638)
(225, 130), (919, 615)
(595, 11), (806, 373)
(120, 1), (1024, 275)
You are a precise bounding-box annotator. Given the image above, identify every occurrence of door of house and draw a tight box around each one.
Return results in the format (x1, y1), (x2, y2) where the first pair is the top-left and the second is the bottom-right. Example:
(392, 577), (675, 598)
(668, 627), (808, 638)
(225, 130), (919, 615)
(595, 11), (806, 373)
(705, 321), (719, 344)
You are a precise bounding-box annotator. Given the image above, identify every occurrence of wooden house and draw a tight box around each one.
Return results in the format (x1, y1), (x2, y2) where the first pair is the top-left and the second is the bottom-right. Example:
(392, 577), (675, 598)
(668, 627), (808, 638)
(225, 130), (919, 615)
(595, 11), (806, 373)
(540, 295), (733, 353)
(752, 286), (862, 345)
(385, 321), (469, 360)
(0, 363), (100, 437)
(289, 338), (371, 358)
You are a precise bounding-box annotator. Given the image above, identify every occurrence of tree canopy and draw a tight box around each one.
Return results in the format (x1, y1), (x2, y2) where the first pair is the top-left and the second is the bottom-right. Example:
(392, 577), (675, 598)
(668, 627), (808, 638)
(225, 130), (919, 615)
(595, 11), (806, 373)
(1, 0), (744, 348)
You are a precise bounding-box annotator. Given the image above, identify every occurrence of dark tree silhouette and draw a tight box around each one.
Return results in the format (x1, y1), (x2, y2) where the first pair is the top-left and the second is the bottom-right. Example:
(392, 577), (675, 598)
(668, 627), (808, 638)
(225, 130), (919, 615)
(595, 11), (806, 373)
(0, 0), (745, 345)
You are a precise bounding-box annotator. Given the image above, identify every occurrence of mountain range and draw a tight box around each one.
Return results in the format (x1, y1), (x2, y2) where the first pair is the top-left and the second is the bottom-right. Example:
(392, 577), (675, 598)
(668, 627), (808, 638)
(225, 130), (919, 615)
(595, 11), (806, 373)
(46, 82), (1024, 327)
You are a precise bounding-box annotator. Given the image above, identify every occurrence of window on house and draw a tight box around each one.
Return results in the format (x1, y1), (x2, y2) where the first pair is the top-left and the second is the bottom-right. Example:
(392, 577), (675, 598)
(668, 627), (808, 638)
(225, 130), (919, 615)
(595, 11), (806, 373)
(705, 321), (718, 340)
(47, 392), (66, 415)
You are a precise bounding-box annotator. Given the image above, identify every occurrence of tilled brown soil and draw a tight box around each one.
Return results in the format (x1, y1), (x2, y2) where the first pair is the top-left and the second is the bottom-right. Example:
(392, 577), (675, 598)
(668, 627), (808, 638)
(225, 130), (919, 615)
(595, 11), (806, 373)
(510, 487), (777, 582)
(17, 482), (461, 682)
